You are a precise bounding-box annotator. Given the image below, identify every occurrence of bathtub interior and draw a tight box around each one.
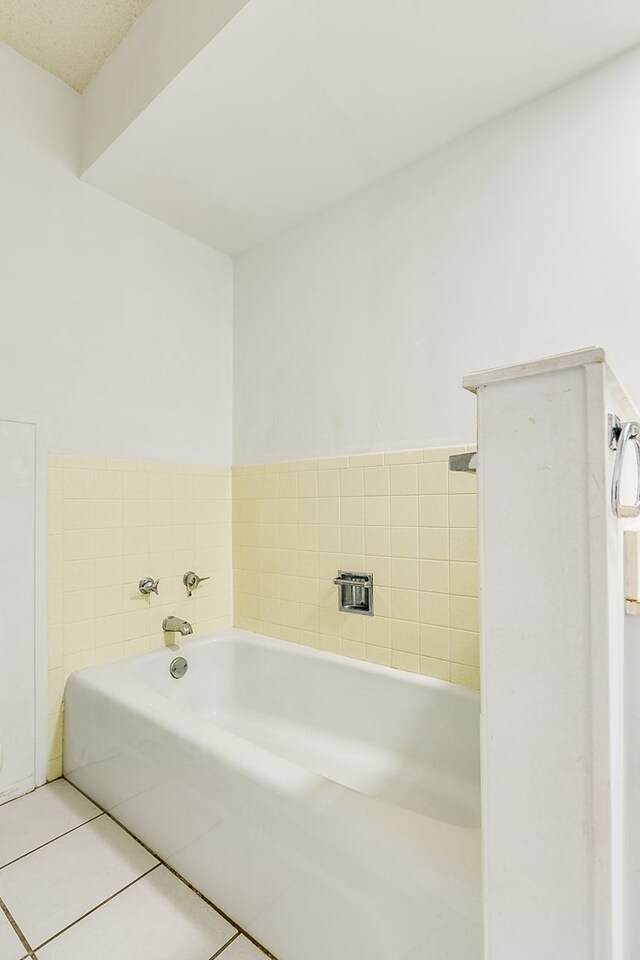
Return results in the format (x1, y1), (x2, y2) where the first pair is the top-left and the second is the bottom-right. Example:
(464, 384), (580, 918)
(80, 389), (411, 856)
(126, 631), (481, 827)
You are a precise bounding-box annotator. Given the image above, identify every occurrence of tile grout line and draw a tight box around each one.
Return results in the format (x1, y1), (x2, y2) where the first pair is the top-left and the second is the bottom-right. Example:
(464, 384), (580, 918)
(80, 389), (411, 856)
(32, 863), (160, 952)
(208, 930), (241, 959)
(0, 787), (37, 809)
(0, 894), (35, 958)
(0, 813), (104, 872)
(67, 778), (277, 958)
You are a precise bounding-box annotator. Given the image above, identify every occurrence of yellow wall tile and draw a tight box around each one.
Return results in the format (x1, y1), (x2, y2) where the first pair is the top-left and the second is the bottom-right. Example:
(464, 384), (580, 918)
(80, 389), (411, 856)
(390, 588), (420, 623)
(63, 559), (94, 592)
(318, 470), (340, 496)
(364, 496), (390, 526)
(63, 468), (94, 499)
(450, 561), (479, 598)
(363, 466), (390, 496)
(450, 663), (480, 689)
(451, 629), (480, 667)
(449, 527), (478, 562)
(391, 619), (420, 653)
(295, 459), (318, 472)
(63, 529), (94, 561)
(63, 589), (94, 624)
(365, 525), (391, 556)
(348, 453), (385, 467)
(390, 526), (418, 559)
(62, 455), (106, 470)
(450, 595), (480, 631)
(318, 455), (348, 470)
(341, 497), (364, 525)
(419, 559), (449, 593)
(392, 650), (420, 673)
(448, 470), (477, 495)
(62, 620), (95, 655)
(365, 555), (391, 586)
(420, 624), (450, 659)
(364, 620), (390, 653)
(391, 557), (419, 590)
(94, 557), (124, 588)
(384, 449), (423, 464)
(419, 590), (450, 627)
(421, 446), (465, 462)
(390, 464), (418, 495)
(418, 461), (448, 494)
(297, 472), (319, 498)
(390, 495), (418, 527)
(94, 528), (123, 557)
(341, 526), (364, 555)
(449, 494), (477, 528)
(419, 527), (449, 560)
(418, 495), (448, 527)
(341, 614), (365, 642)
(339, 468), (364, 497)
(48, 579), (62, 626)
(420, 657), (451, 681)
(123, 472), (149, 500)
(48, 494), (63, 535)
(318, 497), (339, 525)
(49, 445), (479, 781)
(320, 635), (341, 654)
(342, 638), (366, 659)
(48, 453), (233, 781)
(63, 500), (94, 530)
(366, 645), (392, 667)
(94, 470), (123, 500)
(95, 499), (124, 528)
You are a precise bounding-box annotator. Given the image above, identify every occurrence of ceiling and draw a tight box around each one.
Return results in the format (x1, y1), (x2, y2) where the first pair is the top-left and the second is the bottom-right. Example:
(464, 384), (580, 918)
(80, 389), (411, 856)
(80, 0), (640, 255)
(4, 0), (640, 253)
(0, 0), (151, 91)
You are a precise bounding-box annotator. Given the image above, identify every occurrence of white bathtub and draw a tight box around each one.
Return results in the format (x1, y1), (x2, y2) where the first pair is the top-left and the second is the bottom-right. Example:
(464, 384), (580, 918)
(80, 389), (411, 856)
(64, 628), (482, 960)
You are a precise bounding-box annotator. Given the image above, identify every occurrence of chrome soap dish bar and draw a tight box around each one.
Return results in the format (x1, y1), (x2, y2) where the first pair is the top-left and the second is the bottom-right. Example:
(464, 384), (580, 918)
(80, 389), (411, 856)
(609, 414), (640, 518)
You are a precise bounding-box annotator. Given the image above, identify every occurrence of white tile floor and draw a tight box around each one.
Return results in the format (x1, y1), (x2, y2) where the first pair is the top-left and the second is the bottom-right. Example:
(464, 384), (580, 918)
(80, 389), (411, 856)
(0, 780), (274, 960)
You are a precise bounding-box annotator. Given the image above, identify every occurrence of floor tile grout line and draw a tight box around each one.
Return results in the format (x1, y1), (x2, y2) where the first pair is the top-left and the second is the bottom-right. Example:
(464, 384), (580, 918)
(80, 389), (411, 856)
(33, 863), (160, 952)
(0, 786), (38, 810)
(0, 893), (35, 957)
(0, 813), (104, 872)
(209, 931), (241, 959)
(67, 777), (277, 959)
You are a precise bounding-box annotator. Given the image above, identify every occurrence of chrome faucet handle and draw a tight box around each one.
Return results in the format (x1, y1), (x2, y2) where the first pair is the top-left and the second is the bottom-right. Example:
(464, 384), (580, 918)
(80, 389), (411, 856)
(138, 576), (159, 596)
(183, 571), (210, 597)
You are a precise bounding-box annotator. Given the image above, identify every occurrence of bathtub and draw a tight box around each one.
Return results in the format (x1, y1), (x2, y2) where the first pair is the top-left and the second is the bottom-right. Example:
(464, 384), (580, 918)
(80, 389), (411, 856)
(64, 628), (482, 960)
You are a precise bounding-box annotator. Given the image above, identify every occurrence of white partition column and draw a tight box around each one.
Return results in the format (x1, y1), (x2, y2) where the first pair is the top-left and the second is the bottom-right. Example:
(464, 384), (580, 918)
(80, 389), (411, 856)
(464, 348), (629, 960)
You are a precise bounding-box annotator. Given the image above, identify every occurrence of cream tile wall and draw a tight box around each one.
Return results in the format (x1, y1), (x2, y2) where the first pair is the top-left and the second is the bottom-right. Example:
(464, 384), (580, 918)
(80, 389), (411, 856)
(47, 454), (233, 780)
(233, 446), (479, 690)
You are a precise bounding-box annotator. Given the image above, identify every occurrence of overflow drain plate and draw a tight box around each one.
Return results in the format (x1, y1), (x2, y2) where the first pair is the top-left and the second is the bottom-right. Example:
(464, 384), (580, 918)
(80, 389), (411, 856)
(169, 656), (188, 679)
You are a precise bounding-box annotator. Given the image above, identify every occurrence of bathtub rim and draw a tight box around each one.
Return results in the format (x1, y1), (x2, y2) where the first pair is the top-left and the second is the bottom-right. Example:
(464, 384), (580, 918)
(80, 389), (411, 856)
(79, 626), (481, 707)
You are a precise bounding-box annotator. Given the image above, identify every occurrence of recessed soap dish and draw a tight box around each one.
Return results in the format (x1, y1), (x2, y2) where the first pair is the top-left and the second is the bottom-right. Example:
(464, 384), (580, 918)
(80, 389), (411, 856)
(333, 571), (374, 616)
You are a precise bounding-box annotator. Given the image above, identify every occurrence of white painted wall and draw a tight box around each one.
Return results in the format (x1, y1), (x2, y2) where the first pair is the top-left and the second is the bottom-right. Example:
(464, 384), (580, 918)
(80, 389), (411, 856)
(0, 43), (233, 793)
(233, 46), (640, 464)
(0, 42), (233, 465)
(0, 421), (36, 801)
